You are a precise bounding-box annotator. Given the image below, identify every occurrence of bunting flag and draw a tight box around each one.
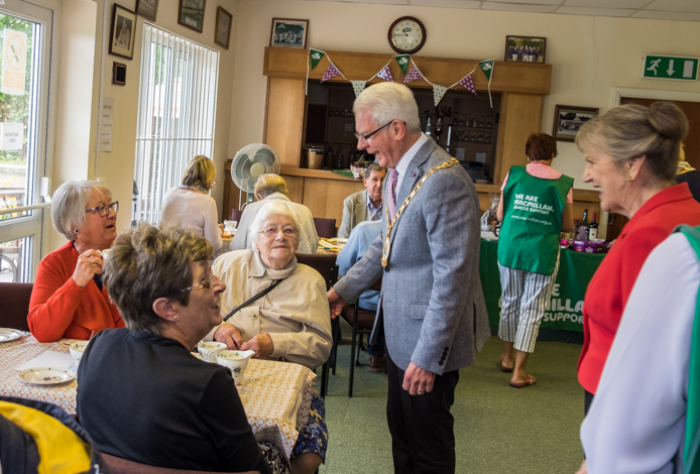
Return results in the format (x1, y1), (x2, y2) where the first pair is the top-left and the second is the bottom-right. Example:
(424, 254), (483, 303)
(310, 49), (325, 70)
(351, 81), (367, 97)
(395, 55), (410, 76)
(458, 74), (477, 95)
(433, 85), (448, 106)
(320, 63), (341, 83)
(478, 59), (495, 107)
(402, 65), (423, 84)
(377, 65), (394, 83)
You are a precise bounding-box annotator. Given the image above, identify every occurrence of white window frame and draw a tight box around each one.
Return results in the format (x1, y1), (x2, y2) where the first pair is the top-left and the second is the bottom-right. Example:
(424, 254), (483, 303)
(133, 24), (219, 225)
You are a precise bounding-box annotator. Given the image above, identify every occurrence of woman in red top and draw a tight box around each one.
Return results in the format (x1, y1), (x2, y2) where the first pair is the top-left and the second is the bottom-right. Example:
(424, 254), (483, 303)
(28, 180), (124, 342)
(576, 102), (700, 414)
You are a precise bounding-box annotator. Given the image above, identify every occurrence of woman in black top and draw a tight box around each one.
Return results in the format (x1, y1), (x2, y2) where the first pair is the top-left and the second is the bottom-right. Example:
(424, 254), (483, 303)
(76, 224), (285, 473)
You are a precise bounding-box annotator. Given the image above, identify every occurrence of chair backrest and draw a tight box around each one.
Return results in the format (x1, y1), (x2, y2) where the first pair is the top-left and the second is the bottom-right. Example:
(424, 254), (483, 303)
(295, 253), (339, 290)
(313, 217), (337, 239)
(231, 209), (244, 223)
(0, 283), (32, 331)
(101, 454), (260, 474)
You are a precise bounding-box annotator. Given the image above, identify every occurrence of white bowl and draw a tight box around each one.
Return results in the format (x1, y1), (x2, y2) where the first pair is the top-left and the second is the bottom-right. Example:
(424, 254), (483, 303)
(69, 341), (88, 363)
(216, 350), (255, 385)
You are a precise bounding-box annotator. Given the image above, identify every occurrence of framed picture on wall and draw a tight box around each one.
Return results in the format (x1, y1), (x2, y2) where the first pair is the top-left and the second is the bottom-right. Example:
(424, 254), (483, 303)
(504, 36), (546, 64)
(109, 4), (137, 60)
(215, 7), (232, 49)
(136, 0), (158, 22)
(112, 62), (127, 86)
(178, 0), (206, 33)
(552, 105), (599, 142)
(269, 18), (308, 49)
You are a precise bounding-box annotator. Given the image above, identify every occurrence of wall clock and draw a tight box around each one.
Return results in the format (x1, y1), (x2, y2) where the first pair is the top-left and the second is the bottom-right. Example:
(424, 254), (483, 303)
(388, 17), (426, 55)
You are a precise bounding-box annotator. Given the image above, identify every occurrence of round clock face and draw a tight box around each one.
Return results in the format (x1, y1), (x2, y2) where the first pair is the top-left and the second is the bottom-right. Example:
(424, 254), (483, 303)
(389, 17), (426, 54)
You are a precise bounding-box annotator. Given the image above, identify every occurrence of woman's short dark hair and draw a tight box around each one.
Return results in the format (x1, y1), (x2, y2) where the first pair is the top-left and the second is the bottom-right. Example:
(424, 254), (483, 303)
(103, 223), (213, 334)
(525, 133), (558, 162)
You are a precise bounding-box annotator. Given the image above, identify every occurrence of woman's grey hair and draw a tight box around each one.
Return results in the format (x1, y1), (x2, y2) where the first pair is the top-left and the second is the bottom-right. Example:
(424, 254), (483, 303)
(51, 180), (112, 241)
(576, 102), (688, 184)
(249, 201), (299, 245)
(254, 174), (288, 199)
(103, 223), (213, 334)
(353, 82), (421, 134)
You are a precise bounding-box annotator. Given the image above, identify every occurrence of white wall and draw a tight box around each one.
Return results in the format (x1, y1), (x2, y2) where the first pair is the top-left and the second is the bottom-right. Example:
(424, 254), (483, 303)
(228, 0), (700, 190)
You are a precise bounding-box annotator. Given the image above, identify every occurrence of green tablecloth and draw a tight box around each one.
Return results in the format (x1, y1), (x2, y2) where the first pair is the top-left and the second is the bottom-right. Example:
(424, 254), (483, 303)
(479, 238), (606, 332)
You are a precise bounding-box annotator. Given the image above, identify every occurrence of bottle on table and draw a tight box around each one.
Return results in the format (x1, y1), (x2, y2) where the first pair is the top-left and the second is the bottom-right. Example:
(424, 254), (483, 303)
(581, 209), (589, 227)
(588, 212), (599, 240)
(425, 117), (432, 137)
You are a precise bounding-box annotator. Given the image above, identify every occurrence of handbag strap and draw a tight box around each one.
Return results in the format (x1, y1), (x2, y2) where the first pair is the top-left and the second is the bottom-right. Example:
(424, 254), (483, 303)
(222, 278), (284, 323)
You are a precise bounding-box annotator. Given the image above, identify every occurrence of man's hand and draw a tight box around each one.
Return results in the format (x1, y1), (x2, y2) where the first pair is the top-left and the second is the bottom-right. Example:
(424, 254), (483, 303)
(72, 249), (104, 288)
(214, 323), (243, 349)
(327, 288), (346, 320)
(402, 362), (436, 396)
(240, 333), (274, 359)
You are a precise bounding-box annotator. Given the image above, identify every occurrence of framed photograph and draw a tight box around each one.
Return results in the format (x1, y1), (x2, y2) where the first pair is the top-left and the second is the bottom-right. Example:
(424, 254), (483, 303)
(178, 0), (206, 33)
(136, 0), (158, 22)
(552, 105), (599, 142)
(504, 36), (546, 64)
(214, 7), (232, 49)
(109, 4), (137, 60)
(269, 18), (308, 49)
(112, 62), (127, 86)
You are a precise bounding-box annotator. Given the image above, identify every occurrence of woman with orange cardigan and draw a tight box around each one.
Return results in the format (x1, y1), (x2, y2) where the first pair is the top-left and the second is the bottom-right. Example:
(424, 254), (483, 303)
(28, 180), (125, 342)
(576, 102), (700, 415)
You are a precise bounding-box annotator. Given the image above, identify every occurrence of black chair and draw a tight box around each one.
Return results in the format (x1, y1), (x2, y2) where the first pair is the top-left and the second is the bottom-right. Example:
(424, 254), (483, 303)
(295, 253), (339, 398)
(0, 282), (32, 331)
(313, 218), (337, 239)
(231, 209), (244, 222)
(340, 276), (382, 397)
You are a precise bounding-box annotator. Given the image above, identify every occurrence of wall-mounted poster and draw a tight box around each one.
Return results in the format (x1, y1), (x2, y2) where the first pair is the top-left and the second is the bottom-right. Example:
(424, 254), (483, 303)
(270, 18), (308, 49)
(215, 7), (232, 49)
(505, 36), (546, 64)
(179, 0), (206, 33)
(109, 4), (137, 60)
(552, 105), (599, 142)
(136, 0), (158, 22)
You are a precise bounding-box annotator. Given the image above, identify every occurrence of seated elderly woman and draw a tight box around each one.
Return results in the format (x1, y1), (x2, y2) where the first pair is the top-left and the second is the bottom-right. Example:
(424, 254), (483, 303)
(211, 200), (331, 474)
(28, 180), (125, 342)
(77, 224), (284, 474)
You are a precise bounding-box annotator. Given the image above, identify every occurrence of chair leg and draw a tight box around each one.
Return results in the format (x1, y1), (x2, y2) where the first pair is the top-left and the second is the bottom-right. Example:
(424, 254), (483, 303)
(331, 317), (339, 375)
(349, 322), (358, 398)
(320, 360), (329, 398)
(355, 333), (362, 367)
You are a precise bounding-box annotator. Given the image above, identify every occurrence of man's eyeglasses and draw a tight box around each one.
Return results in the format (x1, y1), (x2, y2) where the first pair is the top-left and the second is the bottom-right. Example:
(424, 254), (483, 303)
(181, 268), (213, 293)
(354, 120), (397, 142)
(85, 201), (119, 217)
(259, 226), (297, 238)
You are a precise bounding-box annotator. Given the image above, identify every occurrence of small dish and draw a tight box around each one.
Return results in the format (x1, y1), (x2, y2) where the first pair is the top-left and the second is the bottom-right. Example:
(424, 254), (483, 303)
(18, 367), (76, 385)
(0, 329), (22, 343)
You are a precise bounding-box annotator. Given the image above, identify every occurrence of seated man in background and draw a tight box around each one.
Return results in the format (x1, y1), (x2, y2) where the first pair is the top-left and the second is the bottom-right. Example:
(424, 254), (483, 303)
(336, 219), (385, 372)
(230, 174), (319, 254)
(338, 163), (387, 239)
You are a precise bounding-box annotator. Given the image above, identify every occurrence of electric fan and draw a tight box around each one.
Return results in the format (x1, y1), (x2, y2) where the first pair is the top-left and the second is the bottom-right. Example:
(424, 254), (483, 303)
(230, 143), (281, 207)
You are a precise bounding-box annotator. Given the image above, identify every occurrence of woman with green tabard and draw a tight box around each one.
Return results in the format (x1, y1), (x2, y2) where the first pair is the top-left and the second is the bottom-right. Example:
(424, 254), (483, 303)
(496, 133), (574, 388)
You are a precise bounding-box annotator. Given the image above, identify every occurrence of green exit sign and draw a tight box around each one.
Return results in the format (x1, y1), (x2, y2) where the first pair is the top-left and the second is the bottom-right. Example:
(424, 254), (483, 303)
(642, 55), (698, 81)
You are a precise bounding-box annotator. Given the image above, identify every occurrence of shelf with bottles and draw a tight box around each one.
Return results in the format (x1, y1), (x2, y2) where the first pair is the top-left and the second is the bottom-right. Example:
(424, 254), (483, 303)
(450, 117), (494, 130)
(450, 130), (493, 145)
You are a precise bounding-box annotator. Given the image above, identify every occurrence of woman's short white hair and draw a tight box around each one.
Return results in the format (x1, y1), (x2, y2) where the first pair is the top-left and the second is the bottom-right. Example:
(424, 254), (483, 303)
(249, 201), (299, 245)
(51, 180), (112, 241)
(353, 82), (421, 134)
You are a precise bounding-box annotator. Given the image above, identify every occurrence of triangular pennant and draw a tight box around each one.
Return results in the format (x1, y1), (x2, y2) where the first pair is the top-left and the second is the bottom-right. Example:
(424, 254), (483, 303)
(458, 74), (477, 95)
(320, 63), (341, 83)
(377, 65), (394, 83)
(433, 85), (448, 107)
(402, 65), (422, 84)
(395, 55), (410, 76)
(351, 81), (367, 97)
(479, 59), (495, 82)
(310, 49), (325, 70)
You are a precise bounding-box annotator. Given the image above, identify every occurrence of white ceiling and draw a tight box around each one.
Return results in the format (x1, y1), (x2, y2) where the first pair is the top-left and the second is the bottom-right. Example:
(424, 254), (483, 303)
(309, 0), (700, 22)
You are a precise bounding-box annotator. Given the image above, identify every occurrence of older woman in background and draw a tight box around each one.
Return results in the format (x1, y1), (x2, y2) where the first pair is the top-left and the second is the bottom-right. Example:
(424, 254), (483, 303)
(576, 102), (700, 414)
(28, 180), (124, 342)
(77, 224), (281, 474)
(212, 200), (331, 474)
(160, 155), (223, 253)
(496, 133), (574, 388)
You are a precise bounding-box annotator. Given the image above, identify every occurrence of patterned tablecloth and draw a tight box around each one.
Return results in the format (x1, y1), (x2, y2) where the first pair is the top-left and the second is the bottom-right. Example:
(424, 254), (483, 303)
(0, 335), (316, 459)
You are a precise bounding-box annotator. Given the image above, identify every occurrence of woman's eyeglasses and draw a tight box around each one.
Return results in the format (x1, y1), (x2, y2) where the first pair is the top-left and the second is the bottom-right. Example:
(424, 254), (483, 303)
(84, 201), (119, 217)
(259, 227), (297, 238)
(181, 268), (213, 293)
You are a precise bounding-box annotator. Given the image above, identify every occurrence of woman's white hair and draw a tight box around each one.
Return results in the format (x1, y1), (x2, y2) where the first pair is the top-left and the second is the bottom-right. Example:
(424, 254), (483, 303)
(353, 82), (421, 134)
(51, 180), (112, 241)
(249, 201), (300, 245)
